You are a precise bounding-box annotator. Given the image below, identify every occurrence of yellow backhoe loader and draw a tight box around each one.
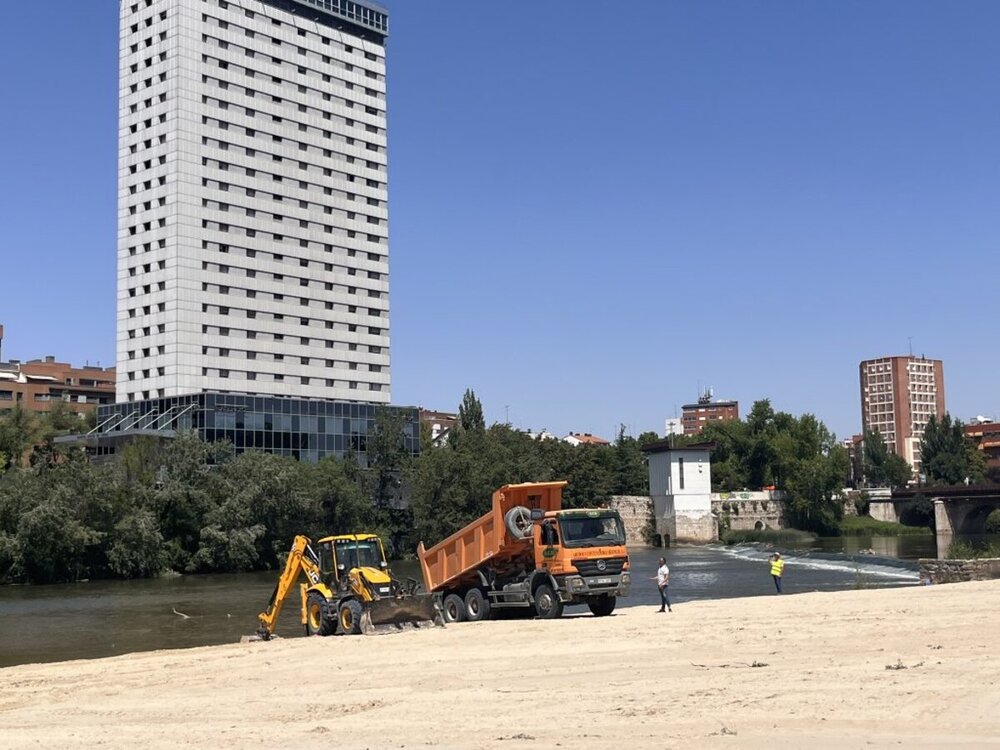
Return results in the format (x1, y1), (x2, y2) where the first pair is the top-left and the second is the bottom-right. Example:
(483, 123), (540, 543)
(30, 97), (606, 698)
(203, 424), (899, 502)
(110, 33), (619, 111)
(256, 533), (442, 639)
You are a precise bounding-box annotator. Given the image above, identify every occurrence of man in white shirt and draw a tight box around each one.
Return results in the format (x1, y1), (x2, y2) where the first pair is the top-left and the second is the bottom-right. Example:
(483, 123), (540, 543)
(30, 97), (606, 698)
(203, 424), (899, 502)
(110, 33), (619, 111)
(654, 557), (672, 613)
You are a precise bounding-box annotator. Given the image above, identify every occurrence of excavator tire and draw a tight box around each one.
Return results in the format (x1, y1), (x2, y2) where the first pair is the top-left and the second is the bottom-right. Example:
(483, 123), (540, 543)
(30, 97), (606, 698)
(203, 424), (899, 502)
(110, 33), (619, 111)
(464, 588), (491, 622)
(306, 592), (336, 636)
(339, 599), (364, 635)
(442, 593), (465, 623)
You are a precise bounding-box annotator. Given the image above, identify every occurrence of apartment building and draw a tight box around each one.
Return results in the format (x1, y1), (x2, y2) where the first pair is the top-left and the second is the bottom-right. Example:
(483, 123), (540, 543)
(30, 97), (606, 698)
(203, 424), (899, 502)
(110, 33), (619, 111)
(681, 391), (739, 436)
(94, 0), (416, 463)
(859, 355), (945, 472)
(118, 0), (390, 404)
(0, 324), (115, 415)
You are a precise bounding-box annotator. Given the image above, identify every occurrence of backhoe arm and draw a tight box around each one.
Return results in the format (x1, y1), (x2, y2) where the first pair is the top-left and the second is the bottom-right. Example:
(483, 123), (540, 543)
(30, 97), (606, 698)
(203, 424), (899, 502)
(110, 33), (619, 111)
(256, 535), (322, 639)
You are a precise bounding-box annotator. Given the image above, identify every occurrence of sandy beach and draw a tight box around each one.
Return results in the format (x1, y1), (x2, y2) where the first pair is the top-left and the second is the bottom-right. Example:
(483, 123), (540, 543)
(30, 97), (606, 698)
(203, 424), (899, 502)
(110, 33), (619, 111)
(2, 580), (998, 749)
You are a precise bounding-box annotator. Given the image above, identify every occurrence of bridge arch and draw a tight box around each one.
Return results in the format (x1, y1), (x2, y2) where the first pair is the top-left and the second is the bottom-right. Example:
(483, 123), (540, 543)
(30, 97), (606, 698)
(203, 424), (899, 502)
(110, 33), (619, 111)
(951, 501), (999, 535)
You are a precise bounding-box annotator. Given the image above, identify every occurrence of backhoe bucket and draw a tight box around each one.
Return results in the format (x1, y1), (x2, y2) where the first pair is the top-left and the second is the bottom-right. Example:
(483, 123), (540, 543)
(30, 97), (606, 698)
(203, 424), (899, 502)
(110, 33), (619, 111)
(361, 593), (444, 635)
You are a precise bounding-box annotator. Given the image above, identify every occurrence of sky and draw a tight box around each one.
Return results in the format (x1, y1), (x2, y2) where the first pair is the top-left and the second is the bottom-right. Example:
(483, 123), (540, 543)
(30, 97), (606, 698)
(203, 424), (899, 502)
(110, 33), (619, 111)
(1, 1), (998, 441)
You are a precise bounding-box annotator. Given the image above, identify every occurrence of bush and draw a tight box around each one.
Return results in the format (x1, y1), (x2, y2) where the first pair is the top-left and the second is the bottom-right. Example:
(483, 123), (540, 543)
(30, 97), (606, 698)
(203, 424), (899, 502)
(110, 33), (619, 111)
(985, 509), (1000, 535)
(720, 528), (817, 545)
(947, 539), (1000, 560)
(839, 516), (931, 537)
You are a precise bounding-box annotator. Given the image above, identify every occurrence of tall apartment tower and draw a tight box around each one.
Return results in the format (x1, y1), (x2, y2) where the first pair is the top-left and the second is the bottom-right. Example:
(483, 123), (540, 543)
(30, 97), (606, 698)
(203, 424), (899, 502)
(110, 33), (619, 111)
(859, 355), (945, 472)
(117, 0), (390, 404)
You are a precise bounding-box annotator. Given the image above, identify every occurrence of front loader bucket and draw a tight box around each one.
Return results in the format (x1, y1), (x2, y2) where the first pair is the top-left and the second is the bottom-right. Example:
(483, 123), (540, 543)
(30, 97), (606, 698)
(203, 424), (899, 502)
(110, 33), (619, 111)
(361, 593), (444, 635)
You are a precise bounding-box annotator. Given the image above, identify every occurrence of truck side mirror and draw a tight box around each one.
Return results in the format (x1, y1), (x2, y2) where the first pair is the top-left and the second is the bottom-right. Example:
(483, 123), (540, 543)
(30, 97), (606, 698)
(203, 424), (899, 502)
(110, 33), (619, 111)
(380, 560), (388, 569)
(529, 508), (545, 521)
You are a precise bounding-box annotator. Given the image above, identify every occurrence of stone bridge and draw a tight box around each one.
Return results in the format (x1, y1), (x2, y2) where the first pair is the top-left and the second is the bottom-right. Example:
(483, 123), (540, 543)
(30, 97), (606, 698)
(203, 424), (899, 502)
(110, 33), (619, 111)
(870, 486), (1000, 535)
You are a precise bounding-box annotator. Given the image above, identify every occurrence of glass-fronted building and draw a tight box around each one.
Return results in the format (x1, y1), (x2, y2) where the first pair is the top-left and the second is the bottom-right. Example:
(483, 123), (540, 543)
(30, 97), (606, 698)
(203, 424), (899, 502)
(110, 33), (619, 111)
(67, 392), (418, 465)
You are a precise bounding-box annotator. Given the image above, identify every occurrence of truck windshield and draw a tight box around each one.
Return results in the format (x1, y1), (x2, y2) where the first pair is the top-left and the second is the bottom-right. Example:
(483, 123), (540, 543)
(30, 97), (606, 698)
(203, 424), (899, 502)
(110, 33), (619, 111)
(334, 539), (384, 569)
(559, 513), (626, 548)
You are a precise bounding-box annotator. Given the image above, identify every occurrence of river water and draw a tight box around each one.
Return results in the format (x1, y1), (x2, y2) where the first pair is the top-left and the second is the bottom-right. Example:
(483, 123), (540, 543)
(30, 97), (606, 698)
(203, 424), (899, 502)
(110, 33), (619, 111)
(0, 534), (944, 669)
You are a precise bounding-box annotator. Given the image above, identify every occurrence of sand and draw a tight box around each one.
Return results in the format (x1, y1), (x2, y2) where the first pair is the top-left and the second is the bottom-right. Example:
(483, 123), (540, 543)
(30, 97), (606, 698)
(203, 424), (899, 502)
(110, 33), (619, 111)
(2, 581), (999, 749)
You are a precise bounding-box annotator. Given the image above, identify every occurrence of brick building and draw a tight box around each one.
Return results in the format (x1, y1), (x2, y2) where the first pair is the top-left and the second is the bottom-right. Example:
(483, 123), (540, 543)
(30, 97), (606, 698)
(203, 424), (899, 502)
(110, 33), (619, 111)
(0, 325), (116, 416)
(681, 391), (739, 436)
(859, 355), (945, 473)
(964, 420), (1000, 469)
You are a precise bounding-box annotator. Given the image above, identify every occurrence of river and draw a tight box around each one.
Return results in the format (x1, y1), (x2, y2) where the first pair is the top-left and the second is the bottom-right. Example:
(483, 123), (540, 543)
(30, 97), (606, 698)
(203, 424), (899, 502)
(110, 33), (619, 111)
(1, 534), (949, 669)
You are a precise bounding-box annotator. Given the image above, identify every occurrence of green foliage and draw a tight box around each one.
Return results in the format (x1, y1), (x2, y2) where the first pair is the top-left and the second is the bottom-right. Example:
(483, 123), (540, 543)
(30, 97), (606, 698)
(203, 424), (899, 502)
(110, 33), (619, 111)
(191, 523), (266, 572)
(0, 406), (39, 472)
(1, 388), (853, 585)
(679, 400), (851, 535)
(106, 510), (167, 578)
(853, 567), (875, 589)
(409, 423), (551, 545)
(458, 388), (485, 432)
(863, 429), (912, 487)
(201, 451), (323, 569)
(947, 539), (1000, 560)
(719, 528), (817, 545)
(610, 426), (648, 496)
(838, 516), (931, 536)
(920, 414), (984, 485)
(362, 406), (412, 529)
(985, 509), (1000, 535)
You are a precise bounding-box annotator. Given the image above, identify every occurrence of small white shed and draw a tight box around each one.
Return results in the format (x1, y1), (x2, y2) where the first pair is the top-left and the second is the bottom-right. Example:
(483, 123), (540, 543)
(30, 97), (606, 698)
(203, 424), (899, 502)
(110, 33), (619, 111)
(643, 441), (716, 545)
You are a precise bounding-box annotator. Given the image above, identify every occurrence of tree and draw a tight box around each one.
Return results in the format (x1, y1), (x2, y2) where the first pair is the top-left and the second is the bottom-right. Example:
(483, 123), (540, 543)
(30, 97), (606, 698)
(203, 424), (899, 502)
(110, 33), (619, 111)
(458, 389), (485, 432)
(364, 406), (411, 511)
(920, 414), (983, 485)
(0, 406), (40, 472)
(610, 425), (647, 496)
(862, 429), (910, 487)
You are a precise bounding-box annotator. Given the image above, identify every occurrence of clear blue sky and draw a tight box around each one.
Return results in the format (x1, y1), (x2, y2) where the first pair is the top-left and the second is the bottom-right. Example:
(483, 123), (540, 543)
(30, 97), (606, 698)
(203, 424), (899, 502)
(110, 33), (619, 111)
(1, 1), (998, 441)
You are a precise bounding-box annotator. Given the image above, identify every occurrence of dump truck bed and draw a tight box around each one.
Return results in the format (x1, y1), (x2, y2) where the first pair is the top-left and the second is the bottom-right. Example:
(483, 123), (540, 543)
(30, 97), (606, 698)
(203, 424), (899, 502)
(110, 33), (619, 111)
(417, 482), (566, 593)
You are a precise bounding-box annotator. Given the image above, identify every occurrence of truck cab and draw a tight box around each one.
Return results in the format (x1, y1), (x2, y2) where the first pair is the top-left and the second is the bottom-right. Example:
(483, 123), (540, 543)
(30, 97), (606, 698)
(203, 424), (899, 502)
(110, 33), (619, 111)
(527, 508), (631, 616)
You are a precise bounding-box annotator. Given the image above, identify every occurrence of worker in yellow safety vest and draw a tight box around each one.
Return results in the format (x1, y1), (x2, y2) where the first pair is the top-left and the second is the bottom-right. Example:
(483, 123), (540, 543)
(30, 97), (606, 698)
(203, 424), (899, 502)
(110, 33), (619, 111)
(769, 552), (785, 594)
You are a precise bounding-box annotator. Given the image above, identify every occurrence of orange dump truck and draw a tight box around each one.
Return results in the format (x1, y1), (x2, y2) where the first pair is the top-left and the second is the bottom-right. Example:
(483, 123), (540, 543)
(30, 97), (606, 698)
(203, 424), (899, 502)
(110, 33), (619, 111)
(416, 481), (631, 621)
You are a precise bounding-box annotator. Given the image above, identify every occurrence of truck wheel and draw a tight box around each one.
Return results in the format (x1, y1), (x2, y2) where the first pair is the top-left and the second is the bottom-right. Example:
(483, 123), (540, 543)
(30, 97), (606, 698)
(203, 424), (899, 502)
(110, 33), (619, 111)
(464, 588), (491, 622)
(533, 584), (564, 619)
(587, 595), (616, 617)
(306, 592), (336, 636)
(339, 599), (363, 635)
(442, 593), (466, 623)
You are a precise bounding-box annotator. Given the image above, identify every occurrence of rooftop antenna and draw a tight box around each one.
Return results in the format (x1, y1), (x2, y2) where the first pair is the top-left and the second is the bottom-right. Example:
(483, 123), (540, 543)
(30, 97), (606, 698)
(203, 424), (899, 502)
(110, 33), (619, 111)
(908, 336), (913, 356)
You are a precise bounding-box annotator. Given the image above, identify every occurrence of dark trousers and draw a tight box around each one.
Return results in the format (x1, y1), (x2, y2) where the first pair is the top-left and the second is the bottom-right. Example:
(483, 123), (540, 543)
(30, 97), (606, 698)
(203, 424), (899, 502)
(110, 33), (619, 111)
(659, 585), (671, 610)
(772, 575), (782, 593)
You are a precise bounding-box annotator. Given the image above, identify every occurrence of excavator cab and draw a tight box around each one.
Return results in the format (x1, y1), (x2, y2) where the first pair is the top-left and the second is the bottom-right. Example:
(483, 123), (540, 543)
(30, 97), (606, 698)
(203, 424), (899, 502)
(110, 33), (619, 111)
(323, 534), (395, 603)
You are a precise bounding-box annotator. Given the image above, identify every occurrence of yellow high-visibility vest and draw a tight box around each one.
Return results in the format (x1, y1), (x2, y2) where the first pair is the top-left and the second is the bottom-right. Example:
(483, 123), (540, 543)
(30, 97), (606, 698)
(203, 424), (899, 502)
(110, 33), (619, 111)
(771, 558), (784, 576)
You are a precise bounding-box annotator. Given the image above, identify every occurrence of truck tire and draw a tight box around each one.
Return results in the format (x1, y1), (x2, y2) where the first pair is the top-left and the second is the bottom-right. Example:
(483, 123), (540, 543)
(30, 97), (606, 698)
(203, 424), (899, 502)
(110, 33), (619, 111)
(504, 506), (533, 540)
(464, 588), (491, 622)
(442, 593), (466, 623)
(533, 584), (564, 619)
(588, 595), (616, 617)
(339, 599), (363, 635)
(305, 592), (336, 636)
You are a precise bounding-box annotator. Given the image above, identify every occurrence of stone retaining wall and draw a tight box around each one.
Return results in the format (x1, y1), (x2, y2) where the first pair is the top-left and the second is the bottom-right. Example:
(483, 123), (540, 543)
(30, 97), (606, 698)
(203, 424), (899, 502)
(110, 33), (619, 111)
(609, 495), (654, 546)
(919, 557), (1000, 584)
(711, 491), (787, 531)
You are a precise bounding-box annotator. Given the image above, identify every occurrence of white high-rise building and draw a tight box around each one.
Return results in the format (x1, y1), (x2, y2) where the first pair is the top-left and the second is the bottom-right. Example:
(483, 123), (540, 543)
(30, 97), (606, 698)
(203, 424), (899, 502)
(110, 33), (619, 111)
(117, 0), (390, 404)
